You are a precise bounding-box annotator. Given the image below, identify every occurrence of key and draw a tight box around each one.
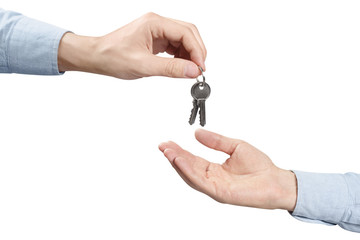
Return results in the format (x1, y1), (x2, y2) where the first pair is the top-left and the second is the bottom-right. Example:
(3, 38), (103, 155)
(189, 82), (211, 126)
(189, 98), (199, 125)
(199, 99), (206, 126)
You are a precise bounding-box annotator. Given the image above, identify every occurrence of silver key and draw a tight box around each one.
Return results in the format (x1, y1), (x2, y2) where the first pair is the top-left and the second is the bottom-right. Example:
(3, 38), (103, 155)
(199, 99), (206, 126)
(188, 99), (199, 125)
(189, 82), (211, 126)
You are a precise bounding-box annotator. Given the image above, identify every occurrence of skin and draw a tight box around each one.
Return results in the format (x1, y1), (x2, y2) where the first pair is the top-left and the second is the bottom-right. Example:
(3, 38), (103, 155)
(159, 129), (298, 211)
(58, 12), (297, 211)
(57, 12), (206, 79)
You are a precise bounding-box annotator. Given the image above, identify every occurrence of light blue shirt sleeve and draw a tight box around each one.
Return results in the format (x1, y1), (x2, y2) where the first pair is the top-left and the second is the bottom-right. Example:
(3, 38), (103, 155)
(0, 8), (68, 75)
(291, 170), (360, 233)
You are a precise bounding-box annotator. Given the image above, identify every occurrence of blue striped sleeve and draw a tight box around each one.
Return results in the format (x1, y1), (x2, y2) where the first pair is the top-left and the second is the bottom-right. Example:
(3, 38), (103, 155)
(291, 171), (360, 233)
(0, 8), (68, 75)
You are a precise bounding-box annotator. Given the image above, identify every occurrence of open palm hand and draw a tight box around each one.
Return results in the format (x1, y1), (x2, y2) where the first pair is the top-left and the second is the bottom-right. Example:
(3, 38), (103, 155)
(159, 129), (297, 211)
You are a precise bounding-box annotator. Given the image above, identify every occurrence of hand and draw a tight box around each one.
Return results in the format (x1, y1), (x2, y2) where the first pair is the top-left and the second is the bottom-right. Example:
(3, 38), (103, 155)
(159, 129), (297, 211)
(58, 12), (206, 79)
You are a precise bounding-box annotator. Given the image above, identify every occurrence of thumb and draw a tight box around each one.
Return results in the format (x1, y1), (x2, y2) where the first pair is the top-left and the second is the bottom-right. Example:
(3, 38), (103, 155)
(195, 129), (242, 155)
(146, 55), (200, 78)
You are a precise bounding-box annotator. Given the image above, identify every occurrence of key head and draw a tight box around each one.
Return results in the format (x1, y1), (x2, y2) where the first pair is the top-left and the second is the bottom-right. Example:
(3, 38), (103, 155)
(191, 82), (211, 100)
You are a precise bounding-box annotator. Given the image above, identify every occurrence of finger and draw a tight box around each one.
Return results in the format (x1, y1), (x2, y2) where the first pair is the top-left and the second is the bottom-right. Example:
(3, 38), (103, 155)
(173, 164), (198, 190)
(165, 44), (177, 55)
(159, 141), (212, 192)
(159, 141), (181, 153)
(159, 142), (203, 190)
(195, 129), (242, 155)
(150, 16), (205, 70)
(167, 18), (207, 68)
(158, 141), (168, 152)
(145, 55), (200, 78)
(163, 147), (180, 164)
(173, 156), (213, 195)
(175, 44), (191, 61)
(159, 141), (194, 159)
(162, 148), (197, 189)
(166, 18), (206, 57)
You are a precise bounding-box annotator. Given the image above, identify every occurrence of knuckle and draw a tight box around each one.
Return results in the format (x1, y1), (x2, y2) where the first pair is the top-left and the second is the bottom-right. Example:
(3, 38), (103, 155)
(190, 23), (198, 31)
(179, 25), (193, 37)
(236, 139), (247, 146)
(186, 23), (199, 36)
(182, 21), (196, 30)
(185, 26), (194, 35)
(142, 12), (159, 20)
(233, 140), (247, 152)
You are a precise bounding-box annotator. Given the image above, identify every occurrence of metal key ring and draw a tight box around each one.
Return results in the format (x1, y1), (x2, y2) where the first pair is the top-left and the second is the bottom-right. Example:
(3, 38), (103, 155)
(196, 67), (205, 85)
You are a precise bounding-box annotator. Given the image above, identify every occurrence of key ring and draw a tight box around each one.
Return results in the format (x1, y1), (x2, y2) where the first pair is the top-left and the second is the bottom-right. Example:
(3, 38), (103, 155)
(196, 67), (205, 85)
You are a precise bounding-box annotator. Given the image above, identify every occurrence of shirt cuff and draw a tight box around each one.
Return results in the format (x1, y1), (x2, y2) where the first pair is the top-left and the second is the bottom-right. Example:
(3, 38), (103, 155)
(290, 170), (349, 226)
(8, 15), (68, 75)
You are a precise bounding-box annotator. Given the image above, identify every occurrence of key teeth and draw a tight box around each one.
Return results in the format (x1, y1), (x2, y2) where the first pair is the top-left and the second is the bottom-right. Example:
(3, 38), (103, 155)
(189, 108), (195, 125)
(189, 117), (194, 125)
(189, 99), (198, 125)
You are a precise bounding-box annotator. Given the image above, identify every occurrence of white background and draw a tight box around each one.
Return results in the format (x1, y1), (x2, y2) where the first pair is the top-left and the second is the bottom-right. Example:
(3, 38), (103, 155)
(1, 0), (360, 239)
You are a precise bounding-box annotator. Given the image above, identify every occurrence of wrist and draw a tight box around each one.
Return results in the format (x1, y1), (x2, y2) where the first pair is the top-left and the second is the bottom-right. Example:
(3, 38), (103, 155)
(274, 168), (298, 211)
(58, 32), (100, 73)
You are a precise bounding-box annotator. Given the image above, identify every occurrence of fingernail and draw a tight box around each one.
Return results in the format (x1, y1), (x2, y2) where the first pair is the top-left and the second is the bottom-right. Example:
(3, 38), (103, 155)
(184, 63), (199, 78)
(202, 64), (206, 72)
